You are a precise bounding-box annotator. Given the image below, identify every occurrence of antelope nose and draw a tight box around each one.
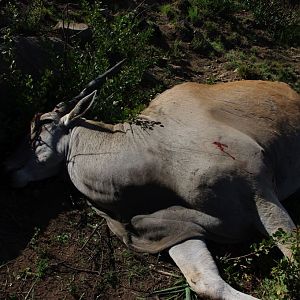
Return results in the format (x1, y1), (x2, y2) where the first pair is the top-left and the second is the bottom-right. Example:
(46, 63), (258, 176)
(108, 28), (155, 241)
(0, 162), (10, 187)
(1, 160), (23, 188)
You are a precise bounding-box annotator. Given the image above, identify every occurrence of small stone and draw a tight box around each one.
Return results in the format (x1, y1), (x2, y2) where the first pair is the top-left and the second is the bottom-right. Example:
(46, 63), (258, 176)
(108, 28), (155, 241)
(53, 21), (92, 43)
(53, 21), (89, 32)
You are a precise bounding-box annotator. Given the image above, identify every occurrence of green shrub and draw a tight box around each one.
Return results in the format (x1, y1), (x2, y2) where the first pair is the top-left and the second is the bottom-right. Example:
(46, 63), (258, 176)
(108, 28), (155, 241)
(0, 1), (161, 155)
(36, 257), (49, 278)
(255, 230), (300, 300)
(238, 61), (298, 89)
(71, 2), (162, 122)
(160, 4), (177, 19)
(2, 0), (51, 34)
(188, 0), (237, 19)
(210, 40), (225, 54)
(191, 33), (214, 55)
(242, 0), (300, 45)
(0, 29), (59, 153)
(225, 50), (299, 92)
(151, 278), (196, 299)
(191, 31), (224, 57)
(204, 21), (220, 38)
(220, 229), (300, 299)
(188, 5), (201, 25)
(172, 39), (184, 58)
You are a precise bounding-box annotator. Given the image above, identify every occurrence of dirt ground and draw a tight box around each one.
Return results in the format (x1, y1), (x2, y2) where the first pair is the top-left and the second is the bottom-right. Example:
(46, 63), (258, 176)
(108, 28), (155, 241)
(1, 1), (300, 299)
(0, 177), (194, 299)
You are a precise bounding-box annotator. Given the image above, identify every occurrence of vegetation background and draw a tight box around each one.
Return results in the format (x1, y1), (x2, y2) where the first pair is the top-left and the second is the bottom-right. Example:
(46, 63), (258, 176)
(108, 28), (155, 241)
(0, 0), (299, 299)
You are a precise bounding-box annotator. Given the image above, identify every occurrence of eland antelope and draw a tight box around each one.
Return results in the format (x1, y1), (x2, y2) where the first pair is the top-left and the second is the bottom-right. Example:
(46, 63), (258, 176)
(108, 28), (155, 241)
(5, 61), (300, 299)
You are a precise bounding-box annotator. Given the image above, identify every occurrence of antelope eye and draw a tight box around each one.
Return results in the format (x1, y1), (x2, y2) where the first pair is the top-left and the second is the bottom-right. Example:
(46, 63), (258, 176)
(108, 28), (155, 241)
(39, 119), (53, 126)
(31, 118), (53, 135)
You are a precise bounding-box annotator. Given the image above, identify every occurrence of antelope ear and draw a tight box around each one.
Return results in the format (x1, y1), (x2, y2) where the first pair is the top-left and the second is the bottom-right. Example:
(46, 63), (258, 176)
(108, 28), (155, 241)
(60, 90), (97, 126)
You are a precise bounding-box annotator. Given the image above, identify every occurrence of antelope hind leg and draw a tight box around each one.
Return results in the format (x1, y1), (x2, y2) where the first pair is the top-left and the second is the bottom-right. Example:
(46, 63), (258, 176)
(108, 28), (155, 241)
(169, 239), (259, 300)
(255, 191), (296, 259)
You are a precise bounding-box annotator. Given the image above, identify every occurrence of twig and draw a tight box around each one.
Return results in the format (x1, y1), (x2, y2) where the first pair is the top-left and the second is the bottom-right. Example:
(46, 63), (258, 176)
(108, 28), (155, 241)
(151, 268), (181, 278)
(24, 279), (37, 300)
(80, 222), (102, 250)
(224, 252), (256, 262)
(0, 261), (10, 270)
(133, 0), (146, 12)
(60, 262), (101, 275)
(118, 283), (148, 294)
(98, 248), (104, 276)
(105, 225), (117, 272)
(0, 257), (17, 271)
(2, 278), (8, 289)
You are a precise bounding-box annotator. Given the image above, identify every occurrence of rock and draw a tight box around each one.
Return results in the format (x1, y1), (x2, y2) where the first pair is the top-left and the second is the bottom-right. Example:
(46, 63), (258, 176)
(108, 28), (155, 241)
(0, 36), (65, 77)
(54, 21), (89, 32)
(176, 0), (190, 14)
(177, 20), (194, 42)
(138, 20), (169, 50)
(53, 21), (92, 43)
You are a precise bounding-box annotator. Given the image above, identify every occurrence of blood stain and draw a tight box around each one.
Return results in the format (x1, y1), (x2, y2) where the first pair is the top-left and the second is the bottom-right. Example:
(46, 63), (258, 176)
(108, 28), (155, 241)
(213, 141), (236, 160)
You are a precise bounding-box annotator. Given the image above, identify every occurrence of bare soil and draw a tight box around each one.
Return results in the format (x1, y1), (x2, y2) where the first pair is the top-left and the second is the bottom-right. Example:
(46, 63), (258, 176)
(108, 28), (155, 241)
(0, 179), (184, 299)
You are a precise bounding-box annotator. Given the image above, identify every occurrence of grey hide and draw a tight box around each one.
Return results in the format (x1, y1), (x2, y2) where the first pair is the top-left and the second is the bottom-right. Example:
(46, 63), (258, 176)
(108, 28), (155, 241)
(6, 80), (300, 300)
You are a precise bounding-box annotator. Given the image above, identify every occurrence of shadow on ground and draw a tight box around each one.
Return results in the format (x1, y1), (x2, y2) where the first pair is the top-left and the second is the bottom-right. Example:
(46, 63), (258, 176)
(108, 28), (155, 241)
(0, 177), (76, 263)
